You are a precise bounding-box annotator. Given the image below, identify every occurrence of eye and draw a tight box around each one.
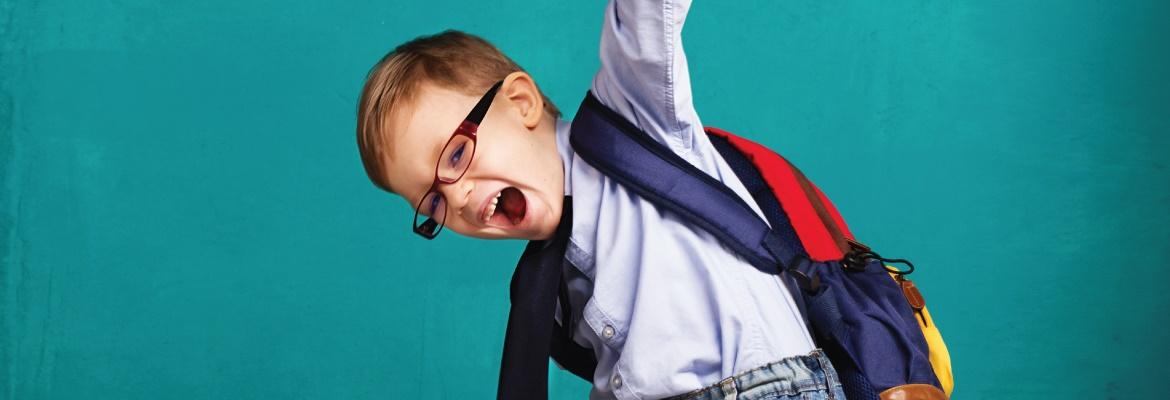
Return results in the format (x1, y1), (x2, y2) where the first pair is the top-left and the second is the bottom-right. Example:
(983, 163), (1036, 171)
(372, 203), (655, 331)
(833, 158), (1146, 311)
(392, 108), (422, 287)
(448, 143), (466, 167)
(428, 194), (444, 216)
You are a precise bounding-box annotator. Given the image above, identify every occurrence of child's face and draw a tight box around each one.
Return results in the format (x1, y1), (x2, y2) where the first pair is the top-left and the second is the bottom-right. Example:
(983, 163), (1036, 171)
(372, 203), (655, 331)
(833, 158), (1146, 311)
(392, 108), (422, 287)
(384, 73), (564, 241)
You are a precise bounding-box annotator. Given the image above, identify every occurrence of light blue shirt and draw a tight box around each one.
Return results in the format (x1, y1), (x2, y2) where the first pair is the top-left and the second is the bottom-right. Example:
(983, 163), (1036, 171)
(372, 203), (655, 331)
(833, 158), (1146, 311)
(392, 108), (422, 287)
(552, 0), (816, 399)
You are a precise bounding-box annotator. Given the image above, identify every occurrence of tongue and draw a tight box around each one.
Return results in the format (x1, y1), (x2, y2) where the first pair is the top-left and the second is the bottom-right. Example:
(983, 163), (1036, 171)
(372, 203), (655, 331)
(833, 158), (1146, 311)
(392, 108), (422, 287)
(499, 187), (527, 225)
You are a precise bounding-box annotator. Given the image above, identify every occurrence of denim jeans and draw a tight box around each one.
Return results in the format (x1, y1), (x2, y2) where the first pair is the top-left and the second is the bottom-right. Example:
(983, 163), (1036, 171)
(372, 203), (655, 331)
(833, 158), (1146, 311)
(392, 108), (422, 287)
(666, 349), (847, 400)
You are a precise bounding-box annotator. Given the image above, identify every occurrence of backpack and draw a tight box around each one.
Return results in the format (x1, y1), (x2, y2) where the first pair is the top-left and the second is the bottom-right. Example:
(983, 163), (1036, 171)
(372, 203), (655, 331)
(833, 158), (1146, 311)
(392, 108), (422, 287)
(567, 92), (955, 399)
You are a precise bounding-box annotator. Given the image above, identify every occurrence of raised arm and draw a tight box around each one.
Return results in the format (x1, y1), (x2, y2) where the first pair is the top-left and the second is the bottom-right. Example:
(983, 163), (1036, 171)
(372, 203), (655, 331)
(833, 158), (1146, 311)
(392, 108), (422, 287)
(590, 0), (701, 154)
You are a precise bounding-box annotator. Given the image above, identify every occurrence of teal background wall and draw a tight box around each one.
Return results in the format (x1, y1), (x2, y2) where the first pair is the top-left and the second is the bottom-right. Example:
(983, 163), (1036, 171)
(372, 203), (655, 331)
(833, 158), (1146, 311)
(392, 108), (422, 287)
(2, 0), (1167, 398)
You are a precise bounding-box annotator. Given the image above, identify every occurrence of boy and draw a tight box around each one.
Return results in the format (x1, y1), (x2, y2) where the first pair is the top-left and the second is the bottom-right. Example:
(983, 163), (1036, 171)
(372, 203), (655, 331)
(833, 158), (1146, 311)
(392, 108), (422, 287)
(355, 1), (846, 399)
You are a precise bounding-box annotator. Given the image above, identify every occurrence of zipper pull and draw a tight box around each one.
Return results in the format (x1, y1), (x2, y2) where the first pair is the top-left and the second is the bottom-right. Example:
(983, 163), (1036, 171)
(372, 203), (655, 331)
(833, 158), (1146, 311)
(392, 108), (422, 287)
(896, 275), (928, 327)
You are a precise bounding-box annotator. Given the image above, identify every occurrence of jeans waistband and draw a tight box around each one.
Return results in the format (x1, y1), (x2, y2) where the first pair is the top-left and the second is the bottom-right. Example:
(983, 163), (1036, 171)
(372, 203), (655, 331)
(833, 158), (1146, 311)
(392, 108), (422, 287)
(667, 349), (843, 400)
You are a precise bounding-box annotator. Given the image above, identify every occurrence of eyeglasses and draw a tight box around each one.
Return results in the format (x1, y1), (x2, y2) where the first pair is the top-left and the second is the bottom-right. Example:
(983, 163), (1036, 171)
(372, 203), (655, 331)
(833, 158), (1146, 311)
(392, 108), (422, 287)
(412, 80), (504, 239)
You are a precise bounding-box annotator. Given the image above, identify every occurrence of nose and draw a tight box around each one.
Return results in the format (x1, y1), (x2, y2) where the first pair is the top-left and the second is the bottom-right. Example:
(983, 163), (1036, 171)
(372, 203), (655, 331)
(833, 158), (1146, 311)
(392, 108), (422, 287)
(438, 179), (474, 216)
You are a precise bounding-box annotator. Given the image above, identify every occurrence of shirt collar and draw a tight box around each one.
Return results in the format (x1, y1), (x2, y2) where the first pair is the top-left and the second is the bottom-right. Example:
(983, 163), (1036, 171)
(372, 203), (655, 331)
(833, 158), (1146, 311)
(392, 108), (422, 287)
(554, 117), (574, 196)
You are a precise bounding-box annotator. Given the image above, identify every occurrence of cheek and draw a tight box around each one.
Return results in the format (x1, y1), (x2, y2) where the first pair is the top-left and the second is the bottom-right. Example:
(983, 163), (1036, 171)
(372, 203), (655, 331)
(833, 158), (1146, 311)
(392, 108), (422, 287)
(474, 133), (531, 173)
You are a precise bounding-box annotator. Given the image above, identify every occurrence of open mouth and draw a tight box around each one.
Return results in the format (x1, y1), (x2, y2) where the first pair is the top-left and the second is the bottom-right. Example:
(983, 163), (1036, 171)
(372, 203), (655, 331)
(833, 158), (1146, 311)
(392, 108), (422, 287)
(482, 186), (528, 227)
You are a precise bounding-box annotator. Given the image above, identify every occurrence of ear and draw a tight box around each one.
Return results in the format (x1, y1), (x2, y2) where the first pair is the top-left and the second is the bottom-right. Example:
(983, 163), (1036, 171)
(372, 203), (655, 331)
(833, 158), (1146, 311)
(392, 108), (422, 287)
(500, 71), (545, 129)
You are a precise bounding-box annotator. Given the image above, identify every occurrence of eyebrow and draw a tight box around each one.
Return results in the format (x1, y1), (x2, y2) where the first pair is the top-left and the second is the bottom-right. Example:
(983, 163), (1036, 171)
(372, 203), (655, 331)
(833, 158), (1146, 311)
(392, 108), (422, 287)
(384, 113), (435, 204)
(429, 131), (447, 170)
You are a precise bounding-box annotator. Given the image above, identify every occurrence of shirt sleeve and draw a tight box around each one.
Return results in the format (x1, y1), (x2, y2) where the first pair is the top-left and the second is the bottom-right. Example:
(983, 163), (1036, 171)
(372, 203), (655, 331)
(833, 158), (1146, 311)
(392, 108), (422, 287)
(587, 0), (766, 218)
(590, 0), (702, 156)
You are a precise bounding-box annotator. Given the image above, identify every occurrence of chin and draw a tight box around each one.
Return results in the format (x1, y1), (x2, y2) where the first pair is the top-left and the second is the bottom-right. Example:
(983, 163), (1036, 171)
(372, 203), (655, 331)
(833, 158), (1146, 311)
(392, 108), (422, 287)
(530, 221), (558, 241)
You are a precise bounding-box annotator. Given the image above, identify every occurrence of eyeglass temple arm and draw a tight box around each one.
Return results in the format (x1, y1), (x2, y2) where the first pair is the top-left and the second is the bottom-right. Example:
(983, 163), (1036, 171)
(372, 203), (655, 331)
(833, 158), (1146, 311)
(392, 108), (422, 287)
(465, 80), (504, 126)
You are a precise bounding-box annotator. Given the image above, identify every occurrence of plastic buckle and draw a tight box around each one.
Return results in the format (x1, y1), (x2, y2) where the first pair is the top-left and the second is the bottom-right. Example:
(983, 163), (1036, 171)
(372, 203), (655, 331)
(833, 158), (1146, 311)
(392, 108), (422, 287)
(842, 238), (871, 272)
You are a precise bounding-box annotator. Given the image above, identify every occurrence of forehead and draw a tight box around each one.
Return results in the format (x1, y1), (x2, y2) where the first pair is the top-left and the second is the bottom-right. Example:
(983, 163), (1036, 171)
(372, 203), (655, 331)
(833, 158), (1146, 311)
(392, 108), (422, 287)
(384, 82), (475, 199)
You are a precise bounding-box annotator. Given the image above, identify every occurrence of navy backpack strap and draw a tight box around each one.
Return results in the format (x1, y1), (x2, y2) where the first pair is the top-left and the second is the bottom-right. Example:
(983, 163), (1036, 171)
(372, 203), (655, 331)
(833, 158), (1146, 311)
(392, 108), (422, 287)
(497, 197), (577, 400)
(706, 134), (808, 263)
(569, 92), (804, 275)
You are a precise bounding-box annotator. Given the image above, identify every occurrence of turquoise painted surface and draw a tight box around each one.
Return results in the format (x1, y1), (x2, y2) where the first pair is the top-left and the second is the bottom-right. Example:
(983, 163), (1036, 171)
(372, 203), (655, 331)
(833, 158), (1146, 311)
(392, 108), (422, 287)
(2, 0), (1168, 398)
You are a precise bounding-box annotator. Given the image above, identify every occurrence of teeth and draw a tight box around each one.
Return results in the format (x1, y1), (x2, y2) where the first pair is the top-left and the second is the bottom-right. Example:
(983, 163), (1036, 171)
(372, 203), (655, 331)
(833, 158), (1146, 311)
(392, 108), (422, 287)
(484, 191), (503, 222)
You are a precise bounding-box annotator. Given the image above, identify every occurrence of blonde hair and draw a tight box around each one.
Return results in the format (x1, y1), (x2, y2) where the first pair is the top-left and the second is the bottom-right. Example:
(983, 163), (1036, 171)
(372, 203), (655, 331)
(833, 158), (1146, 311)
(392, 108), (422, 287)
(355, 30), (561, 193)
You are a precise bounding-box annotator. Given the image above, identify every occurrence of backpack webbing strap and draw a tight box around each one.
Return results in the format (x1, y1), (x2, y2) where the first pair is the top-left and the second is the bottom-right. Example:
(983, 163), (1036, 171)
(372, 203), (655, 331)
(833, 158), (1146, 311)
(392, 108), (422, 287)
(497, 199), (575, 400)
(707, 134), (814, 330)
(569, 92), (804, 274)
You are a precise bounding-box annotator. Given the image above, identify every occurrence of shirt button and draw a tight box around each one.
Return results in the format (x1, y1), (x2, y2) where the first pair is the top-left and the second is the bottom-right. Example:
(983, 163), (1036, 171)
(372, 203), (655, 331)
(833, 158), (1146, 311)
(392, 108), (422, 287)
(611, 374), (623, 388)
(602, 325), (615, 339)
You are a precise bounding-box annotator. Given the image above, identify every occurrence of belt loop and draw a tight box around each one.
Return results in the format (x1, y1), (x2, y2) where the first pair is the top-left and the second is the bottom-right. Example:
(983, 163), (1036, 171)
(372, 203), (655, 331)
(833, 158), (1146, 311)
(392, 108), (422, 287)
(719, 376), (737, 400)
(814, 350), (837, 400)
